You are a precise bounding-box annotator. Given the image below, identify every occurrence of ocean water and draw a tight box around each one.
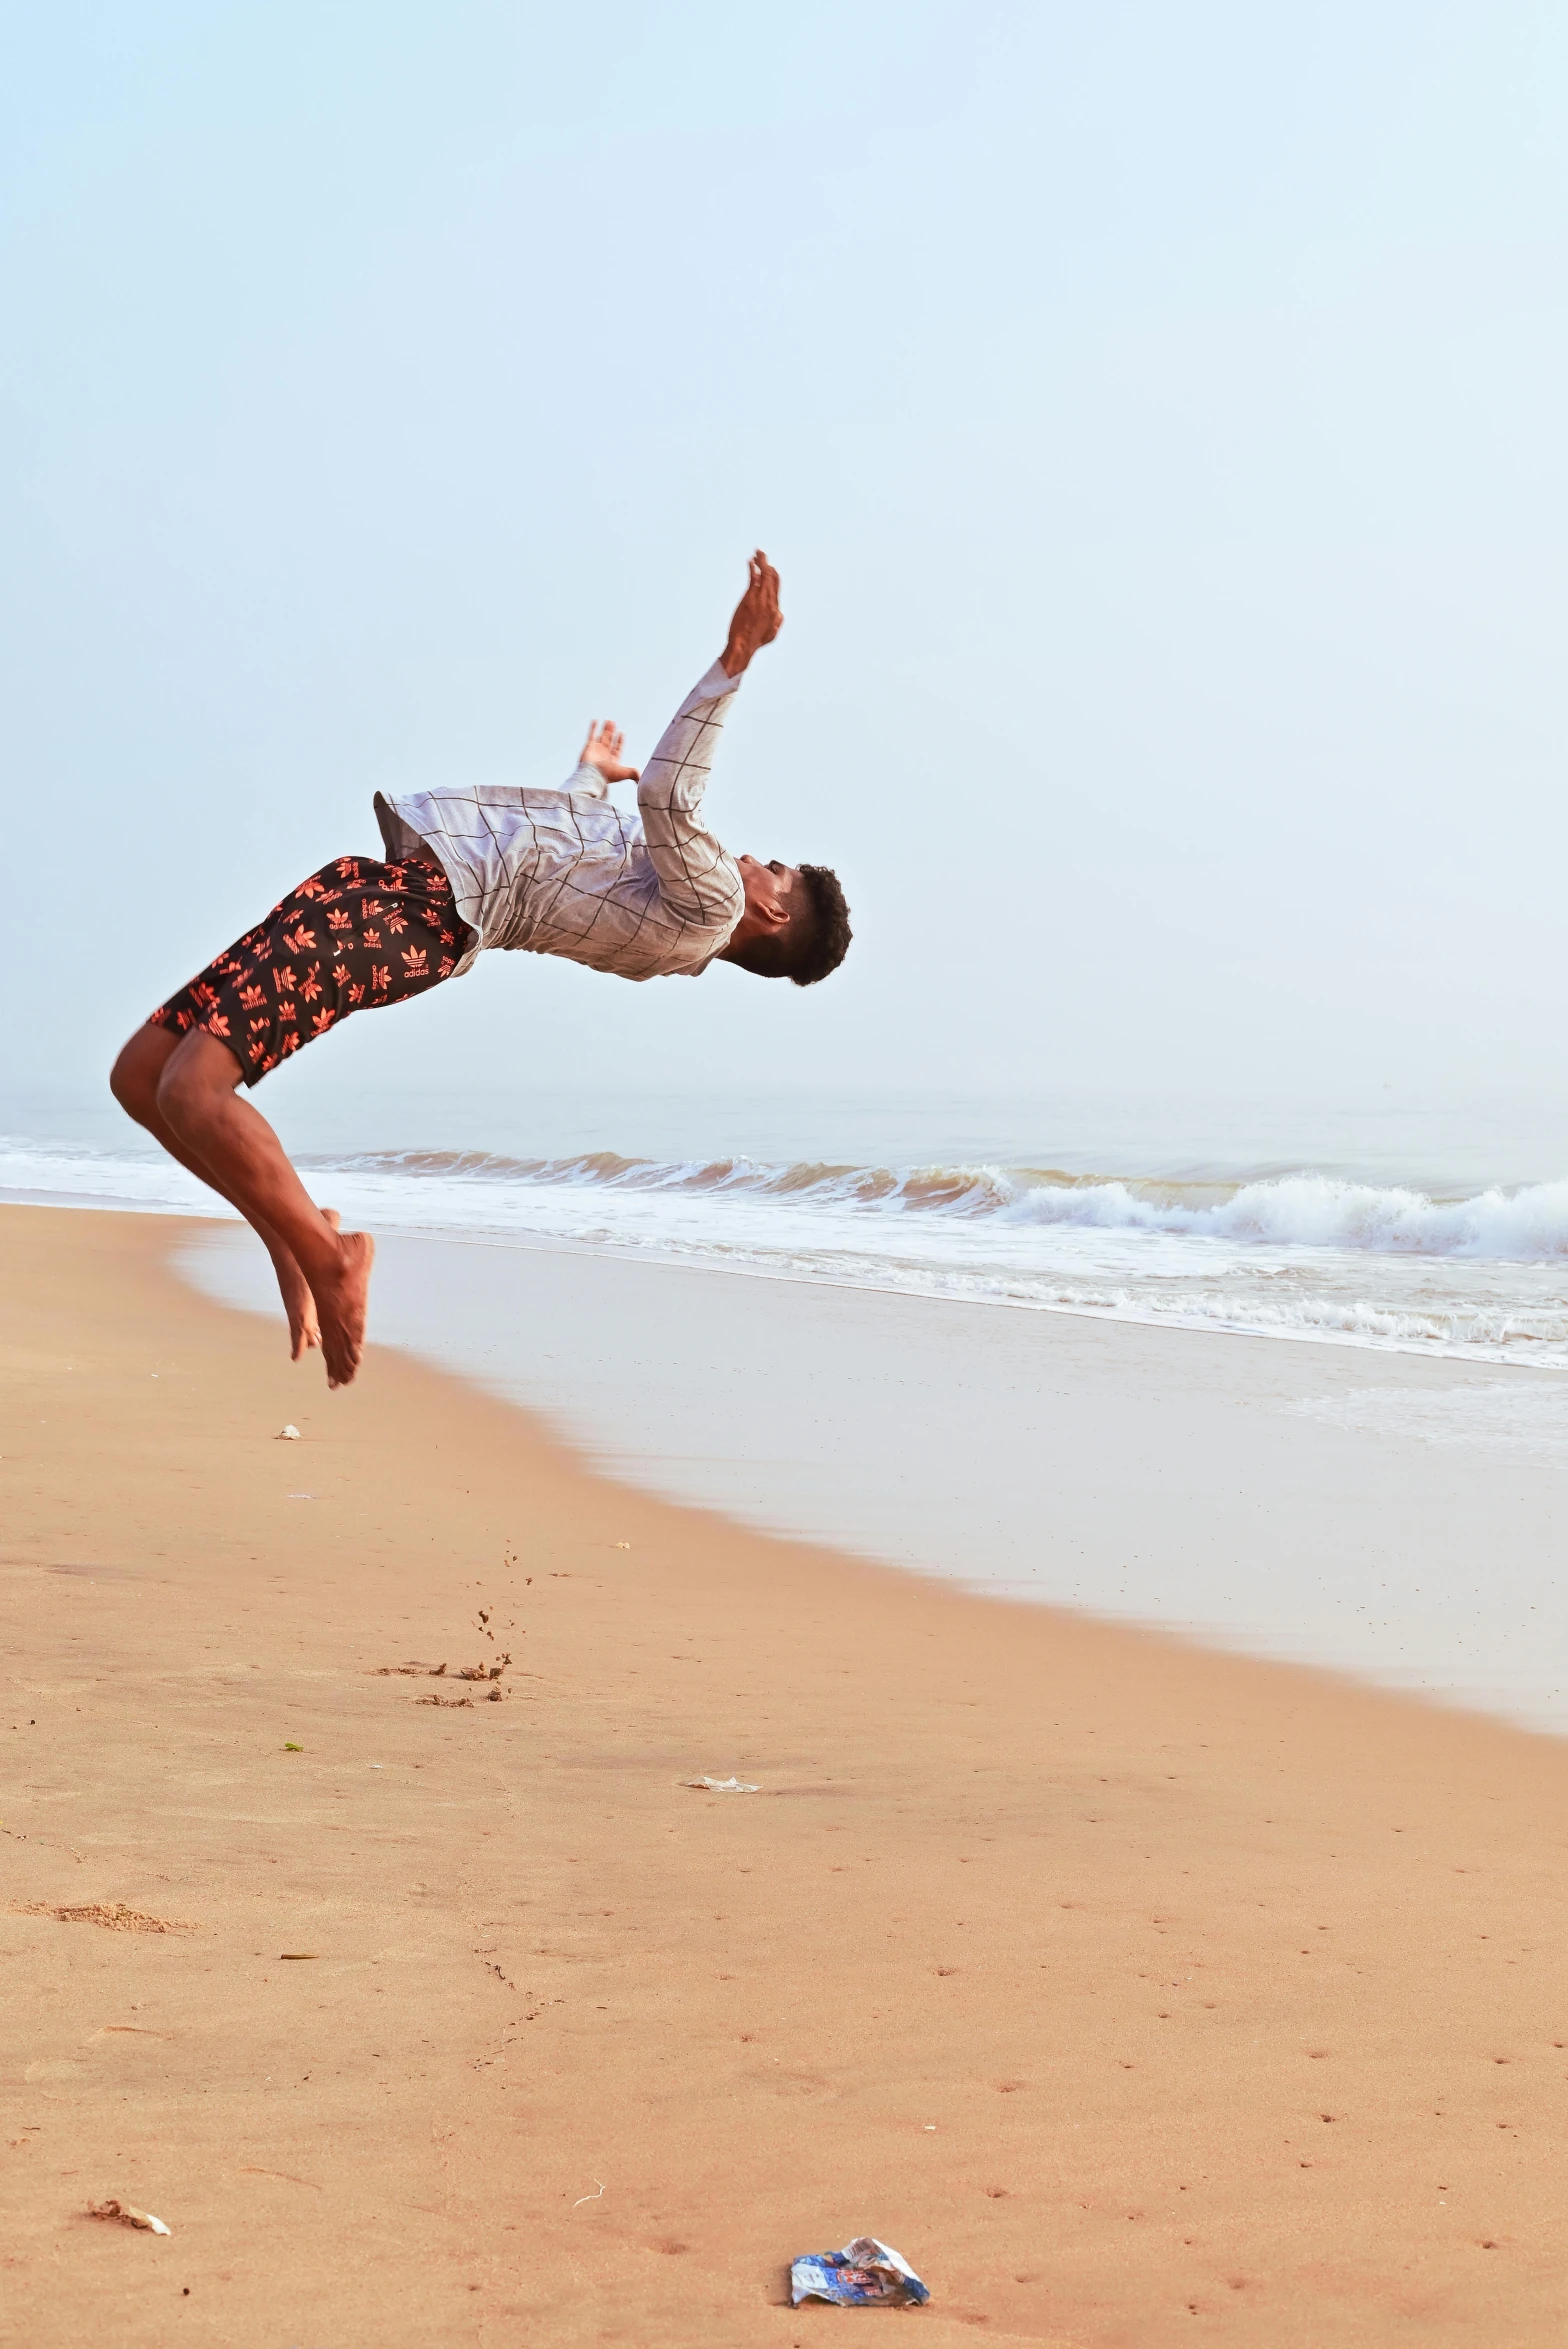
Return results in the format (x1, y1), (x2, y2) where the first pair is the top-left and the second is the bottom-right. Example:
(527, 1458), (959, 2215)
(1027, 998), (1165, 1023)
(179, 1224), (1568, 1739)
(8, 1081), (1568, 1368)
(10, 1082), (1568, 1734)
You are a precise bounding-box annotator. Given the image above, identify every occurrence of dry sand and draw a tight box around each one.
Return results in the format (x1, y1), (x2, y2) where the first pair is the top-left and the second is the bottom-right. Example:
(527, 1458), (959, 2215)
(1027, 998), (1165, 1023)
(3, 1203), (1566, 2346)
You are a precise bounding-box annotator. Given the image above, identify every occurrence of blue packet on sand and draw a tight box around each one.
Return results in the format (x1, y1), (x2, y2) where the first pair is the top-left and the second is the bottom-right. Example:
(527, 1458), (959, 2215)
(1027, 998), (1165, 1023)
(791, 2237), (930, 2307)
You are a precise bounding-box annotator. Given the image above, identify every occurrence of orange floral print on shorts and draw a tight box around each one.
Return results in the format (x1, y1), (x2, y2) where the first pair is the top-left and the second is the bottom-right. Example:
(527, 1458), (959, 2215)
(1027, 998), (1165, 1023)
(147, 853), (470, 1086)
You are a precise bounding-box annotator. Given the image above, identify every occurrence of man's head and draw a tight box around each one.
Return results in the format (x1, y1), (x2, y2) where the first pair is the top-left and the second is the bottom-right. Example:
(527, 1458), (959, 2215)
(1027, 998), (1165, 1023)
(720, 856), (852, 986)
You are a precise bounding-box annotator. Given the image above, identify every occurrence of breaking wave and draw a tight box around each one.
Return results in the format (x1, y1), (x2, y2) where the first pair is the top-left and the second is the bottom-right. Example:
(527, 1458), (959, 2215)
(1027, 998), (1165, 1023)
(311, 1147), (1568, 1262)
(8, 1135), (1568, 1367)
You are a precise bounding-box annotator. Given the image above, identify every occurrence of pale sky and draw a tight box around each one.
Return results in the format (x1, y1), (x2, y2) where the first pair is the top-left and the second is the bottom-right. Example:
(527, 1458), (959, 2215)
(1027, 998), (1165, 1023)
(6, 2), (1568, 1126)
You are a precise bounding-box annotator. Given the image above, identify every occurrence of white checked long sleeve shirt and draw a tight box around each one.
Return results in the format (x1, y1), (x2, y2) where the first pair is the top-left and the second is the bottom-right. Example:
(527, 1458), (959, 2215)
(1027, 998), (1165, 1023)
(378, 661), (747, 982)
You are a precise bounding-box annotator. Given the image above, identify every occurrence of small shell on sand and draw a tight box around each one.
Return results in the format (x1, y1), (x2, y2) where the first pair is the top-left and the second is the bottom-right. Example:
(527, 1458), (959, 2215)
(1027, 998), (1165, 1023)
(275, 1425), (300, 1441)
(88, 2199), (172, 2235)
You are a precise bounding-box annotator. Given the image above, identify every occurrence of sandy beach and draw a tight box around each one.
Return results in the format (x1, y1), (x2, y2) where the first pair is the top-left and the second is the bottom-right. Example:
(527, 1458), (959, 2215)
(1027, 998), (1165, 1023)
(5, 1204), (1567, 2346)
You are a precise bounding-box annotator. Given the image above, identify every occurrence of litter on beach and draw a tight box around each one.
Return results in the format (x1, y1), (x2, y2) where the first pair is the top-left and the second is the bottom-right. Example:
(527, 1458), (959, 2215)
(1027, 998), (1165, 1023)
(275, 1424), (300, 1441)
(683, 1775), (759, 1793)
(790, 2237), (929, 2306)
(88, 2199), (171, 2236)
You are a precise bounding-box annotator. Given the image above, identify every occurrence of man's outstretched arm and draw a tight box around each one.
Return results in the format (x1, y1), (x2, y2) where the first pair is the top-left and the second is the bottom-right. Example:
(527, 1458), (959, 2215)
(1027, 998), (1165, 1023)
(720, 551), (783, 677)
(637, 552), (782, 927)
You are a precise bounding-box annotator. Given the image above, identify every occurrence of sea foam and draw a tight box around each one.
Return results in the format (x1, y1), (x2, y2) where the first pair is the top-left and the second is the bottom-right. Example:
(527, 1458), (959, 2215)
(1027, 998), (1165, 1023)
(313, 1146), (1568, 1261)
(7, 1135), (1568, 1368)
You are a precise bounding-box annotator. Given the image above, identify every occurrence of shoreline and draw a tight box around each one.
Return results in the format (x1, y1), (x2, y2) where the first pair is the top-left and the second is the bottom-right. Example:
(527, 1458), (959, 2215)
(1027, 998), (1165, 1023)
(11, 1128), (1568, 1376)
(0, 1177), (1537, 1374)
(6, 1203), (1568, 2345)
(186, 1212), (1568, 1737)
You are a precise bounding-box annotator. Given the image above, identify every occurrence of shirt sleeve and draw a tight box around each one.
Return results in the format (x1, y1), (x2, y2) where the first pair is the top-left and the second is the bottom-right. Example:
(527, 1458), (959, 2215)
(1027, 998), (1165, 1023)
(636, 660), (746, 928)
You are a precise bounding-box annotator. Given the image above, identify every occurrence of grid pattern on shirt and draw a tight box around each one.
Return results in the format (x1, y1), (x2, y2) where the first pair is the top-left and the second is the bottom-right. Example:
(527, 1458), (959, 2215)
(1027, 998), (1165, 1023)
(381, 663), (746, 984)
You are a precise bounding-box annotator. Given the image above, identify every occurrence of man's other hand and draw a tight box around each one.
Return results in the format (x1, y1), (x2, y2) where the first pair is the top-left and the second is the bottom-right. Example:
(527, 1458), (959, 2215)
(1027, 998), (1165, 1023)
(720, 551), (783, 677)
(578, 720), (640, 783)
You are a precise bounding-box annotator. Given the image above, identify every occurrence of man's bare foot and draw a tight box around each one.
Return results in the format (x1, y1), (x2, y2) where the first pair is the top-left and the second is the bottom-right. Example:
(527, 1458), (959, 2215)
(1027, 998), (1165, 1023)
(270, 1210), (342, 1361)
(314, 1230), (375, 1390)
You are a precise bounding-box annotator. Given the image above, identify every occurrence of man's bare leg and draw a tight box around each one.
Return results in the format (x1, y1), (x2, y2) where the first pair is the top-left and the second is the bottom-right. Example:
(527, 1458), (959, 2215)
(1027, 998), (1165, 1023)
(109, 1025), (373, 1387)
(111, 1026), (334, 1359)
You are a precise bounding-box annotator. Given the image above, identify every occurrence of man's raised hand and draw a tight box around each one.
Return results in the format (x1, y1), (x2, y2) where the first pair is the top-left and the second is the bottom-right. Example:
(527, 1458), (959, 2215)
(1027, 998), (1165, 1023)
(720, 550), (783, 678)
(577, 552), (778, 777)
(578, 720), (640, 784)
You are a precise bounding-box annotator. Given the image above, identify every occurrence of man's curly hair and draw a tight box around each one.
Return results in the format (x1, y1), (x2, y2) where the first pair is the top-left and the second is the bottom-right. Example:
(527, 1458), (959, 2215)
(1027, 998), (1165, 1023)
(726, 865), (852, 987)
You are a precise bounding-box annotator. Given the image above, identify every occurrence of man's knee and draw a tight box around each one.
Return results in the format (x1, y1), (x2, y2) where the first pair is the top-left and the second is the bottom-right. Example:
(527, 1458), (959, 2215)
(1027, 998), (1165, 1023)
(110, 1025), (173, 1119)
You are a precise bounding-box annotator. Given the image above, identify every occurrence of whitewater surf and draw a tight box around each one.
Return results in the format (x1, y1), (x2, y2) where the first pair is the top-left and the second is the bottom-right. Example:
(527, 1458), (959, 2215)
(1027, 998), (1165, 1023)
(9, 1134), (1568, 1369)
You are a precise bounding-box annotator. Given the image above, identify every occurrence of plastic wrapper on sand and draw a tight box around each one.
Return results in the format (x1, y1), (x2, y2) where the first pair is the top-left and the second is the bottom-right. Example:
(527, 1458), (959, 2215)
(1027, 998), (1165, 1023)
(790, 2236), (929, 2306)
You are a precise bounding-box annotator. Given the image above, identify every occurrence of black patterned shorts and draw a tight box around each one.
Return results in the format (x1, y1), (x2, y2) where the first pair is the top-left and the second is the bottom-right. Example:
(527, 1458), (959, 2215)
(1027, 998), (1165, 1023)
(148, 853), (470, 1086)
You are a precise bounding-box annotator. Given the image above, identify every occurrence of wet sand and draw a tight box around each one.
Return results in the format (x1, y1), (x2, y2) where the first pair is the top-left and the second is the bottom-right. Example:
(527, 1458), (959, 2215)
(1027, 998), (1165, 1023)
(4, 1204), (1567, 2345)
(189, 1219), (1568, 1733)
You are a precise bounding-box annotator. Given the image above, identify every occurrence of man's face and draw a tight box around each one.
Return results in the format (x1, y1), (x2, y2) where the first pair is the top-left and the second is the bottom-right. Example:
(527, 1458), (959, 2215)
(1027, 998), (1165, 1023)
(737, 855), (801, 926)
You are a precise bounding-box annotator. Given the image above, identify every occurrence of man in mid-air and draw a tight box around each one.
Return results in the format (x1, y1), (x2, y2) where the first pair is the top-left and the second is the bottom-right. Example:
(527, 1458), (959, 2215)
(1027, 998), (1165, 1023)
(110, 553), (850, 1388)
